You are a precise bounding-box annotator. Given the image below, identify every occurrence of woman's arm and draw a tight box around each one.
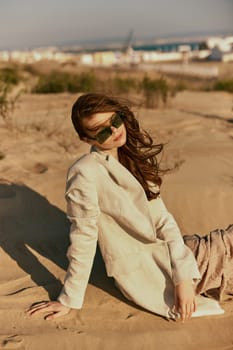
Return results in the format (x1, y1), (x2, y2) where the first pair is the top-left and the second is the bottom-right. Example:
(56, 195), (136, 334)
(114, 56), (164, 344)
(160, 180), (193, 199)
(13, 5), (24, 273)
(27, 165), (100, 320)
(58, 167), (100, 308)
(149, 195), (200, 284)
(148, 195), (200, 321)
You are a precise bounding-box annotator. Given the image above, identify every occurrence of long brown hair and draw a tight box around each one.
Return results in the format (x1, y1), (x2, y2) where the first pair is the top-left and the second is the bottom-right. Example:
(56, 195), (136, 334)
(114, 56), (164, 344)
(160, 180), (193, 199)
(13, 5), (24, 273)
(71, 93), (164, 200)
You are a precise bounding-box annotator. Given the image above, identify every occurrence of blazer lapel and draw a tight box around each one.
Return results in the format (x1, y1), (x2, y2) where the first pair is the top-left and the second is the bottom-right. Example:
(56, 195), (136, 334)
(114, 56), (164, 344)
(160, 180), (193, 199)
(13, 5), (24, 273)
(90, 146), (157, 237)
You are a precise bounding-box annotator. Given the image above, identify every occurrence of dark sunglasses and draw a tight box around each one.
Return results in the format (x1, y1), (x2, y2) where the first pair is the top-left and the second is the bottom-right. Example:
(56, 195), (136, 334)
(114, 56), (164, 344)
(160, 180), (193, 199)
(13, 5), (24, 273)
(87, 112), (125, 144)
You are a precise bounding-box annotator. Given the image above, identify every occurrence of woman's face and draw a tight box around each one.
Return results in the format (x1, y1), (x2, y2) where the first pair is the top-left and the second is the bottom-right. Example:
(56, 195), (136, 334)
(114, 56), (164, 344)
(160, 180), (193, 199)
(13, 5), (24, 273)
(82, 111), (127, 151)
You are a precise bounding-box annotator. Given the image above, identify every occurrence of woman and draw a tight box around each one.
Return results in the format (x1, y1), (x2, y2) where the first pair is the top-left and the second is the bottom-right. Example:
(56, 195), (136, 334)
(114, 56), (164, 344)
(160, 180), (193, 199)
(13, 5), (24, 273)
(27, 93), (232, 322)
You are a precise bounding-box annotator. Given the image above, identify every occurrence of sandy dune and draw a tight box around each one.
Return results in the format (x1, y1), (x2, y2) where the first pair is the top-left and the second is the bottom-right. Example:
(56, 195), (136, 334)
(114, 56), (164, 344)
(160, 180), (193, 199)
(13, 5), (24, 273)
(0, 90), (232, 349)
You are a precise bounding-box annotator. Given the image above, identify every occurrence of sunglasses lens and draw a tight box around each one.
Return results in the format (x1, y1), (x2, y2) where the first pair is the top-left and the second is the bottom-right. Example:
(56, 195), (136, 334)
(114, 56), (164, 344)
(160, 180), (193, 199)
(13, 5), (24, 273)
(96, 128), (112, 144)
(112, 113), (123, 128)
(94, 113), (124, 144)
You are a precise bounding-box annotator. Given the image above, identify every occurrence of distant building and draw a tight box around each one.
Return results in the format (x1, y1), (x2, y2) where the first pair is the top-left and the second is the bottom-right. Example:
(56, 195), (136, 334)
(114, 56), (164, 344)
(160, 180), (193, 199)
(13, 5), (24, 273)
(0, 47), (74, 63)
(80, 54), (94, 65)
(207, 36), (233, 62)
(0, 51), (10, 61)
(209, 46), (233, 62)
(93, 51), (118, 66)
(142, 51), (182, 62)
(1, 35), (233, 65)
(79, 49), (140, 67)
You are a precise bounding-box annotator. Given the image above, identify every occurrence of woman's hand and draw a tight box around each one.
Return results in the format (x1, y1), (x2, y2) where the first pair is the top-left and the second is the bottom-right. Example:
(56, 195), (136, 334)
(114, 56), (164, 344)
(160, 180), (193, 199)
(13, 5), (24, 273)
(26, 301), (71, 320)
(174, 280), (196, 322)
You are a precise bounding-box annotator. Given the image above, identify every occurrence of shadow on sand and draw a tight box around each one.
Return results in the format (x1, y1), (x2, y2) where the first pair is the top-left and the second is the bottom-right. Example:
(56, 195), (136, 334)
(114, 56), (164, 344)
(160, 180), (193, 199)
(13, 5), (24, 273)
(0, 180), (123, 302)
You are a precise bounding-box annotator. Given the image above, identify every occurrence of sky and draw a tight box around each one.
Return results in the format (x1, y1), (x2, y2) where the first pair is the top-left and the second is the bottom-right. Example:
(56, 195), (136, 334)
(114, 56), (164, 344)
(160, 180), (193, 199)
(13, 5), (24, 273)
(0, 0), (233, 50)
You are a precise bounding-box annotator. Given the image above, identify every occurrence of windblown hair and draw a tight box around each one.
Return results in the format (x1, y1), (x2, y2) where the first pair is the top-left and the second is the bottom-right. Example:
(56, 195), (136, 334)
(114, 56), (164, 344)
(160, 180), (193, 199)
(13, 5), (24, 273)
(71, 93), (164, 200)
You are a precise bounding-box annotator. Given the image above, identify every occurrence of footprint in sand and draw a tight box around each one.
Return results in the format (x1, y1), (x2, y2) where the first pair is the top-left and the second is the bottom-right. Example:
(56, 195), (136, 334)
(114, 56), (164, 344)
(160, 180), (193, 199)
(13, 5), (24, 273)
(125, 313), (136, 320)
(23, 162), (48, 174)
(0, 335), (24, 349)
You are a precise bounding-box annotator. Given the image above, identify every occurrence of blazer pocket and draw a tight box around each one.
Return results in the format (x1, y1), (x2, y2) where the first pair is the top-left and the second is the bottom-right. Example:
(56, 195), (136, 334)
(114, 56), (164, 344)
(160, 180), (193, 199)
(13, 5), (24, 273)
(105, 251), (143, 278)
(104, 241), (173, 281)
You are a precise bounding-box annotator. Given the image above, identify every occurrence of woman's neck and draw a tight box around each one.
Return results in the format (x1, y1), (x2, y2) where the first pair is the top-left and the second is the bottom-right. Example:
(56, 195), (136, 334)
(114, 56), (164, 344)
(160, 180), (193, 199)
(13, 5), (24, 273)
(95, 146), (119, 160)
(104, 148), (119, 160)
(108, 148), (119, 160)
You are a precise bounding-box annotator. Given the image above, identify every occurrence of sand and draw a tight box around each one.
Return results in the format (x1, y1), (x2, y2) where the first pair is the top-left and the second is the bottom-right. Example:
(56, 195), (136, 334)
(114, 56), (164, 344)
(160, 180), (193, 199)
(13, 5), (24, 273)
(0, 89), (233, 350)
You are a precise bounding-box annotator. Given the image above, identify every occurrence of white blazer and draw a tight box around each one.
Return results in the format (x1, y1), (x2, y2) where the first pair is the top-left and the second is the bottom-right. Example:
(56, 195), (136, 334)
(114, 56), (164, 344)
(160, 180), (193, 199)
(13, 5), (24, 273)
(58, 146), (200, 318)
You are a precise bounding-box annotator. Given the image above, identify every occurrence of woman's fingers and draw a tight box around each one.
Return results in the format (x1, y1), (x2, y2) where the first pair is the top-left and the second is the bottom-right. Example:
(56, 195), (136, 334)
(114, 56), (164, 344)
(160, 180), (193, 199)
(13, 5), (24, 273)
(185, 302), (193, 320)
(193, 299), (197, 312)
(174, 281), (197, 322)
(45, 308), (69, 321)
(178, 300), (196, 322)
(26, 301), (50, 316)
(29, 304), (54, 316)
(26, 301), (70, 319)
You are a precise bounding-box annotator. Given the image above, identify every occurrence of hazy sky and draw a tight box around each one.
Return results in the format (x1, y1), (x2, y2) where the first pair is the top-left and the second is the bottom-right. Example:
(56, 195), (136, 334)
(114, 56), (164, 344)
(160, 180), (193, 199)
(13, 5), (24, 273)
(0, 0), (233, 50)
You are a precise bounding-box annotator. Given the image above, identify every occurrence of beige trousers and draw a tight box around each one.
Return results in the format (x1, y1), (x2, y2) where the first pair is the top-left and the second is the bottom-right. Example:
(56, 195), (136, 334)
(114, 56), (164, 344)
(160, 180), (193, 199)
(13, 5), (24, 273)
(184, 224), (233, 300)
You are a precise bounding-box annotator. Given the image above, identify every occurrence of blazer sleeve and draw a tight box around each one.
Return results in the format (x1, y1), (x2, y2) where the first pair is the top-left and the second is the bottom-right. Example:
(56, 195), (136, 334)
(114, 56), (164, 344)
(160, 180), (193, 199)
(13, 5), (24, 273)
(57, 167), (100, 309)
(149, 195), (201, 285)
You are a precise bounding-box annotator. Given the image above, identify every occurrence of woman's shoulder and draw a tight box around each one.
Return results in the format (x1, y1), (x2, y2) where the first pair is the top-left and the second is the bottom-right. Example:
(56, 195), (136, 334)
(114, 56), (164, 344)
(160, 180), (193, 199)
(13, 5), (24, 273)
(68, 152), (97, 176)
